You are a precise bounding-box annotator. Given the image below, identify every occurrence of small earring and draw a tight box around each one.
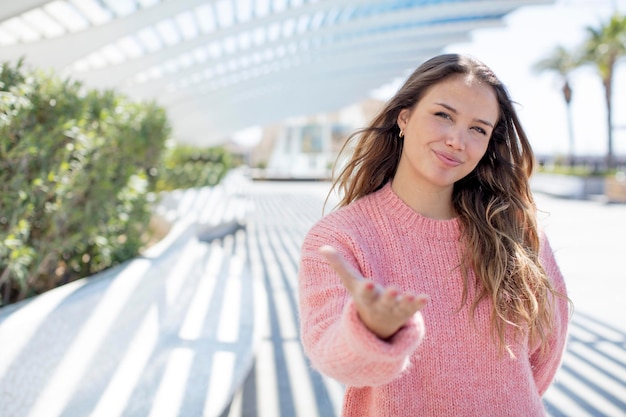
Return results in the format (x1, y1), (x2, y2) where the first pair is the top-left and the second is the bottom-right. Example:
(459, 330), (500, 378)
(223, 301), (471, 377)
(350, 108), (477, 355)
(399, 129), (404, 138)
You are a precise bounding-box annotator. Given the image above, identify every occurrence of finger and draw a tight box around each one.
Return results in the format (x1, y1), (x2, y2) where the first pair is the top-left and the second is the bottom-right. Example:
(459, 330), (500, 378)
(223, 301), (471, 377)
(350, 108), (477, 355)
(407, 294), (429, 311)
(380, 286), (400, 308)
(355, 280), (379, 304)
(319, 245), (363, 291)
(390, 293), (428, 317)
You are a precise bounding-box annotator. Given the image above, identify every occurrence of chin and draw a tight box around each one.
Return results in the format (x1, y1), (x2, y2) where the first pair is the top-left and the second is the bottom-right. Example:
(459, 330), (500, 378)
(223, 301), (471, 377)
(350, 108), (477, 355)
(430, 171), (466, 188)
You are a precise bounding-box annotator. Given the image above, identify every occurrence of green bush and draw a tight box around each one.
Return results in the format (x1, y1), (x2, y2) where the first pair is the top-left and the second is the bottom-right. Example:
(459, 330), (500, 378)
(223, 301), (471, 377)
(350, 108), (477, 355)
(0, 60), (170, 305)
(156, 143), (233, 191)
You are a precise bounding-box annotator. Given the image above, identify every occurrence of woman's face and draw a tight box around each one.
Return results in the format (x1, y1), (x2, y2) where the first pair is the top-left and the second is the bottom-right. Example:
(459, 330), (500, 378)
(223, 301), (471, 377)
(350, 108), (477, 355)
(396, 73), (499, 194)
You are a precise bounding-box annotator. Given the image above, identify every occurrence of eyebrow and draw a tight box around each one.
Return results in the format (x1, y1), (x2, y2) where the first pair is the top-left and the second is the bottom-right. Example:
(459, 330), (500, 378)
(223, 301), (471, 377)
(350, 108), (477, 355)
(435, 102), (495, 128)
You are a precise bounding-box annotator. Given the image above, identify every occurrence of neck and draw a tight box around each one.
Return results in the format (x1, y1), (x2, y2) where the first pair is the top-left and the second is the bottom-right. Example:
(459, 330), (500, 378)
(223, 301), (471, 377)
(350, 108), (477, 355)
(391, 177), (456, 220)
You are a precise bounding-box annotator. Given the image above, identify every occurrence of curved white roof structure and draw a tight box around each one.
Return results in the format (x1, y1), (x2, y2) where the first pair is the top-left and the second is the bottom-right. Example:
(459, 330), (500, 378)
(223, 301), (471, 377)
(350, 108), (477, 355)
(0, 0), (554, 146)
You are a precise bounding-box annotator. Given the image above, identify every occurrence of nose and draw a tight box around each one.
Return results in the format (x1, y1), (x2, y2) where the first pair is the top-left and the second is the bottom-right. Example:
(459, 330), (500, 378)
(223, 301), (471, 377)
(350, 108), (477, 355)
(445, 128), (466, 151)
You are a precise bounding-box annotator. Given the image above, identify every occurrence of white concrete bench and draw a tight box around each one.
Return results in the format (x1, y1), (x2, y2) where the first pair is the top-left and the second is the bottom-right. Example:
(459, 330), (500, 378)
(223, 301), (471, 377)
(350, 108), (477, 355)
(0, 171), (265, 417)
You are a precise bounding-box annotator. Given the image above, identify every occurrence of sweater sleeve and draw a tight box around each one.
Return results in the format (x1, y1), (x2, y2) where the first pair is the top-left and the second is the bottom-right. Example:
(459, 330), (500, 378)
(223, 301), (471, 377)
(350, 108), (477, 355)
(298, 221), (425, 387)
(530, 231), (570, 395)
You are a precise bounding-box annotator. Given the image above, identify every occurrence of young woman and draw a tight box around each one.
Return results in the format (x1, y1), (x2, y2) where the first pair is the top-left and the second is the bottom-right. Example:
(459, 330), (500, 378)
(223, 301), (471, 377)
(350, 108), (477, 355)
(298, 54), (570, 416)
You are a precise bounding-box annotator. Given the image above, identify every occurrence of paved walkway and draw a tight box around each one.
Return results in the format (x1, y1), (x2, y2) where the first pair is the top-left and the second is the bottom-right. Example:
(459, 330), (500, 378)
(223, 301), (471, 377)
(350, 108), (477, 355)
(226, 180), (626, 417)
(533, 192), (626, 417)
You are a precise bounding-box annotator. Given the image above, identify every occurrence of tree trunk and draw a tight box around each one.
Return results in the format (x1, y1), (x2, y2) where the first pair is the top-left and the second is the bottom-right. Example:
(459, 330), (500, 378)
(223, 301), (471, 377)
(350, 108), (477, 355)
(566, 104), (575, 164)
(604, 67), (614, 169)
(563, 81), (575, 164)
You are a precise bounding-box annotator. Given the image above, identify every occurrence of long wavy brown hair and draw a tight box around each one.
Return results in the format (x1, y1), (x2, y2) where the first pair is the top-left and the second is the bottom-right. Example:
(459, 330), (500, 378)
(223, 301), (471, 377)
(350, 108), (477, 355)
(330, 53), (568, 356)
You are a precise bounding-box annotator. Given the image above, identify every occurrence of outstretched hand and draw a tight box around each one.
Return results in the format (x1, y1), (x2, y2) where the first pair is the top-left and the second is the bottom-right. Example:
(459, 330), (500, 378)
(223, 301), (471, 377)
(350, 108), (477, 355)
(319, 245), (429, 340)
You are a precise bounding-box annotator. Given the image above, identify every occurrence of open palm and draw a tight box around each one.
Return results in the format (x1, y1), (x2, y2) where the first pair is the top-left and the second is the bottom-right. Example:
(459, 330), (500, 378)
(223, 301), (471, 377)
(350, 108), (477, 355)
(319, 245), (429, 340)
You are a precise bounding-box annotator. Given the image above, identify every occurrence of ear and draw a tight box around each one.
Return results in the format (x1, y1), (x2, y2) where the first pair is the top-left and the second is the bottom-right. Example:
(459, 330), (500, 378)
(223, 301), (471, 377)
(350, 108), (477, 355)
(397, 108), (409, 131)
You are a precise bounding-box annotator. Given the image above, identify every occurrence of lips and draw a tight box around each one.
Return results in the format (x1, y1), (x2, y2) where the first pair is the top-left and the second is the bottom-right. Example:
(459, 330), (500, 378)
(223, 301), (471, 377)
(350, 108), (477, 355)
(434, 150), (462, 167)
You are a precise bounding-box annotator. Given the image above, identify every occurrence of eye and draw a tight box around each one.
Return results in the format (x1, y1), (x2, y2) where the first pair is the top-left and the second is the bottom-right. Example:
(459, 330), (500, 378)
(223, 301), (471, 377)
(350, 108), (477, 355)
(435, 111), (452, 121)
(472, 126), (488, 136)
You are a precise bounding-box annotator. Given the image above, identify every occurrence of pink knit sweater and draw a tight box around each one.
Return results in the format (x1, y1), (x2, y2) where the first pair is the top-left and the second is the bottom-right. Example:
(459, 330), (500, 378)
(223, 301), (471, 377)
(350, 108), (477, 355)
(298, 183), (569, 417)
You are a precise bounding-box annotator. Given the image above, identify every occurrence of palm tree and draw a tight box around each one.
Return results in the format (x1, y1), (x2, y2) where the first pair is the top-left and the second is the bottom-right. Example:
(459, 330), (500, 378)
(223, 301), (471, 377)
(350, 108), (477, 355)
(533, 46), (580, 163)
(581, 12), (626, 169)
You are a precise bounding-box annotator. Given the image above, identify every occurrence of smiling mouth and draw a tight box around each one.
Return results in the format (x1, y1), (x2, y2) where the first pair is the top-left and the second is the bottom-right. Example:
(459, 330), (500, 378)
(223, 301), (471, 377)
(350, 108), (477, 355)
(434, 150), (462, 167)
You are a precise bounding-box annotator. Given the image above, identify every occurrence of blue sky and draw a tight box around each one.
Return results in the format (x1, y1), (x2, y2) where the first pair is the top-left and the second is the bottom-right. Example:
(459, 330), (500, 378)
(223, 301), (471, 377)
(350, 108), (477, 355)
(442, 0), (626, 157)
